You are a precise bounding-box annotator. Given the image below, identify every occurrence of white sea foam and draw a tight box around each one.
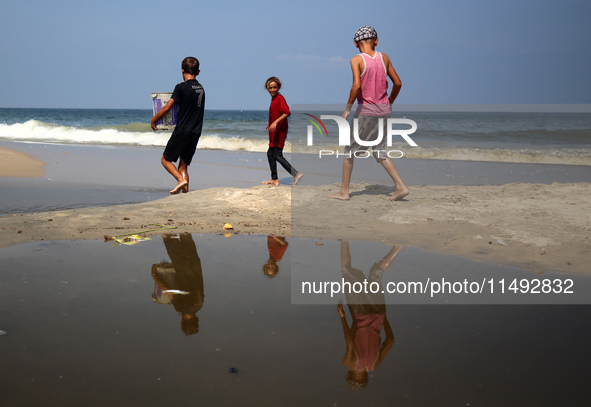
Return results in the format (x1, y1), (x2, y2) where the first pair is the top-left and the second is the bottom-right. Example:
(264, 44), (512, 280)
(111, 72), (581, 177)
(0, 120), (294, 153)
(403, 146), (591, 166)
(0, 120), (169, 147)
(198, 135), (271, 152)
(1, 120), (589, 166)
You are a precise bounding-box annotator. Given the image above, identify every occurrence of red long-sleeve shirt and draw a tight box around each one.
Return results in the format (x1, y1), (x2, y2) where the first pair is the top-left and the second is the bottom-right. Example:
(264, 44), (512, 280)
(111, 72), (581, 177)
(268, 93), (290, 149)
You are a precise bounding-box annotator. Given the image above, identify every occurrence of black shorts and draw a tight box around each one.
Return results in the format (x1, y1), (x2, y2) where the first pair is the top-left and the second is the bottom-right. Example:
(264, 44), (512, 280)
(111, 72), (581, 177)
(163, 134), (199, 165)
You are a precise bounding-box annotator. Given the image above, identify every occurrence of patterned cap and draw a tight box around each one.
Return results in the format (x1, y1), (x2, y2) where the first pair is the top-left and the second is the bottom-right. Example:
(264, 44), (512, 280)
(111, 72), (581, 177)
(354, 26), (378, 42)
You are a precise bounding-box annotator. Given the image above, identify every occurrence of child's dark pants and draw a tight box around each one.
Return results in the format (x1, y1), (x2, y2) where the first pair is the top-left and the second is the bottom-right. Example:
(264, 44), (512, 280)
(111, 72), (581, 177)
(267, 147), (297, 180)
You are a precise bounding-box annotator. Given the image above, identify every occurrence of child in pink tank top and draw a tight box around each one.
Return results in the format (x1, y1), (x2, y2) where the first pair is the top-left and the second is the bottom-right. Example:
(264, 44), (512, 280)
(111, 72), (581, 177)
(357, 52), (391, 117)
(329, 26), (410, 202)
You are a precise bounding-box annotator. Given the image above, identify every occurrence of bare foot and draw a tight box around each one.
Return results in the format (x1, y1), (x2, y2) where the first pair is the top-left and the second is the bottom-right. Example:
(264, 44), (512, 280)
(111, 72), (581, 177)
(292, 172), (303, 186)
(390, 187), (409, 201)
(170, 180), (188, 194)
(263, 179), (280, 186)
(329, 191), (350, 201)
(181, 183), (189, 193)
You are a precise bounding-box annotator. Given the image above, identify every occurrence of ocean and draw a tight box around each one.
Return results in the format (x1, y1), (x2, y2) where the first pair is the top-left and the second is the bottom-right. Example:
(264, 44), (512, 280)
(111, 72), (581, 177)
(0, 107), (590, 166)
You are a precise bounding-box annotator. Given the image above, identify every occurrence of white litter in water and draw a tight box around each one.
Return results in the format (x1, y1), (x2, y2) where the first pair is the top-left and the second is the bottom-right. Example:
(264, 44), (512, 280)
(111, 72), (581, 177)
(163, 290), (189, 295)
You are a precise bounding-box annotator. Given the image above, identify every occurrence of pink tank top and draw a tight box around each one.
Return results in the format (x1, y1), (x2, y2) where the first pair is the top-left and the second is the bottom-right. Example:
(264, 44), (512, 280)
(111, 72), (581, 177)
(356, 52), (390, 117)
(352, 313), (385, 372)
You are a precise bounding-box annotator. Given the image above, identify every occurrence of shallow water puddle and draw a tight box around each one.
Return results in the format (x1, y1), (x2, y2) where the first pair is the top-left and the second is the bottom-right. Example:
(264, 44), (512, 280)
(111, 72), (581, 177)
(0, 234), (589, 406)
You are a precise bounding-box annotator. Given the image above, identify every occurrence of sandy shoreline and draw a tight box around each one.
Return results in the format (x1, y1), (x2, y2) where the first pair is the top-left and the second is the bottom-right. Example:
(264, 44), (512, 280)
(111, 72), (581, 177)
(1, 181), (589, 275)
(0, 147), (45, 177)
(1, 144), (589, 275)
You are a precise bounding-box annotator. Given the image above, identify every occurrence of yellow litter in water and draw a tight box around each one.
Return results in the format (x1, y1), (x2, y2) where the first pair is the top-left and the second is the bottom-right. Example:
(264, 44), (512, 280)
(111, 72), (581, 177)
(112, 235), (151, 247)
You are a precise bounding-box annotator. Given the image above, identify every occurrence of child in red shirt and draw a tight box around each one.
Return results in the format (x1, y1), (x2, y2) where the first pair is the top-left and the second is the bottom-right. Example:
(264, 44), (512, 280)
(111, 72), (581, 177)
(263, 77), (303, 186)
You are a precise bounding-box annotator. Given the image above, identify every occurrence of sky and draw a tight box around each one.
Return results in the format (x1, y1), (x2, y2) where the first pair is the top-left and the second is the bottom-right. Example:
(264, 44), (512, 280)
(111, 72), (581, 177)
(1, 0), (590, 110)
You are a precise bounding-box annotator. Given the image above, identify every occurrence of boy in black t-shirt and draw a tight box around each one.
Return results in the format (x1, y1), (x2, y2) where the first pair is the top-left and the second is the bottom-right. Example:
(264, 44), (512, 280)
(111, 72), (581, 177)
(151, 56), (205, 194)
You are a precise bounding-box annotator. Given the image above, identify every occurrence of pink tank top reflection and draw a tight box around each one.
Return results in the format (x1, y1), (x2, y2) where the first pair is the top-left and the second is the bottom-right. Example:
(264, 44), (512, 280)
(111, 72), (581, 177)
(356, 52), (390, 117)
(352, 313), (384, 372)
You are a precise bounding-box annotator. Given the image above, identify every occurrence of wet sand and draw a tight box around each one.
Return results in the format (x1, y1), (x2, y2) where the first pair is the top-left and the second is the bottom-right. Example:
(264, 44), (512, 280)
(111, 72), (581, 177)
(0, 147), (45, 177)
(1, 142), (590, 274)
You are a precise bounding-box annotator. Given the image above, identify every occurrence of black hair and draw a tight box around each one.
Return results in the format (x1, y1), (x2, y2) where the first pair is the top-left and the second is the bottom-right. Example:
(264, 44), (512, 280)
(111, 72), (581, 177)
(182, 57), (200, 75)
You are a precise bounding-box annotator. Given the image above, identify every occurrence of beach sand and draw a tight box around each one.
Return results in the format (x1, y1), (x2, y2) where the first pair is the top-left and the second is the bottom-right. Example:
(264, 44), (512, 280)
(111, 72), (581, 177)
(0, 147), (45, 177)
(1, 181), (589, 274)
(1, 143), (589, 275)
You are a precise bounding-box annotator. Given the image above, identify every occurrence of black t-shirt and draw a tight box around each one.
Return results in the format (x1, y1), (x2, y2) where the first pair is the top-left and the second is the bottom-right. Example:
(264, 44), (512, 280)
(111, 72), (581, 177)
(171, 79), (205, 138)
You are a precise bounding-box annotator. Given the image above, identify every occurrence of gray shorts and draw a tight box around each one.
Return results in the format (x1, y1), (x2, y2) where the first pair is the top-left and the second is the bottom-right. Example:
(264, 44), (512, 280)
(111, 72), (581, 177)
(343, 115), (390, 162)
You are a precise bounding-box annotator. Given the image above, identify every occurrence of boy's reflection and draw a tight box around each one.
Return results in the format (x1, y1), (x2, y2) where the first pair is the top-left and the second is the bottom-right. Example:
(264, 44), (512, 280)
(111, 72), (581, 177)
(337, 241), (402, 390)
(263, 235), (288, 278)
(151, 233), (204, 336)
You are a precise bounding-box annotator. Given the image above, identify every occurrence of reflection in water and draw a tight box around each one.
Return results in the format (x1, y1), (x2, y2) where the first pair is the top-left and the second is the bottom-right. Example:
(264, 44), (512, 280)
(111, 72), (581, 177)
(337, 241), (402, 390)
(263, 235), (288, 278)
(2, 235), (589, 405)
(151, 233), (204, 335)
